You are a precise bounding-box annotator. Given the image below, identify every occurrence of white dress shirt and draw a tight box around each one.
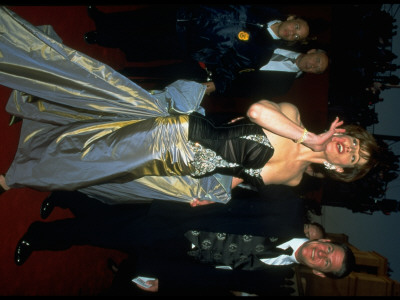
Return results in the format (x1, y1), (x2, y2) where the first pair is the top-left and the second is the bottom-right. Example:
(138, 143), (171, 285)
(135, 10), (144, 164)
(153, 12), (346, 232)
(260, 48), (301, 76)
(261, 238), (308, 266)
(266, 20), (281, 40)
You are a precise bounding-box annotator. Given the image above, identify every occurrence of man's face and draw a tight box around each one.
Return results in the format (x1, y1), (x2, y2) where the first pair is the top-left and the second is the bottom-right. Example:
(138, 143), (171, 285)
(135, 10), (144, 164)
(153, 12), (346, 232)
(277, 17), (309, 42)
(297, 50), (329, 74)
(296, 239), (345, 276)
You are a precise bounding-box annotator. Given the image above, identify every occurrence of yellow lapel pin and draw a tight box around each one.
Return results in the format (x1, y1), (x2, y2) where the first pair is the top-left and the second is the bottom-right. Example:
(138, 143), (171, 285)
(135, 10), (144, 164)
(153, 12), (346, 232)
(238, 31), (250, 41)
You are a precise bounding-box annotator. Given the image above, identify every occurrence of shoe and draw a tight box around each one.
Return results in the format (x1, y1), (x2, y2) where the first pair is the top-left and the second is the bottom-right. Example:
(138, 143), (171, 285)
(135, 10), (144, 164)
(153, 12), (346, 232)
(40, 195), (55, 219)
(83, 31), (98, 45)
(15, 235), (34, 266)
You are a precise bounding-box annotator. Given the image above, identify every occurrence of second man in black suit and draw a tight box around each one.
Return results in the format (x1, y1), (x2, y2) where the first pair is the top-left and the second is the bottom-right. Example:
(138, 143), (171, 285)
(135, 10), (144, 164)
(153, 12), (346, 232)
(15, 185), (354, 295)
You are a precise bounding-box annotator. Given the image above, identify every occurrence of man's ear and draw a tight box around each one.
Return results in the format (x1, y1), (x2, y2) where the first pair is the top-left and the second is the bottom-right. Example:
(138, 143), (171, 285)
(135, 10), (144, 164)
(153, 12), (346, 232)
(286, 15), (296, 21)
(307, 49), (317, 54)
(318, 238), (331, 242)
(312, 269), (326, 278)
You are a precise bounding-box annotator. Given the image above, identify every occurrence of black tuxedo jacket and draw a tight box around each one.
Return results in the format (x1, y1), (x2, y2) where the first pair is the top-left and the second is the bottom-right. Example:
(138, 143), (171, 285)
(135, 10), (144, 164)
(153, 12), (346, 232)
(28, 185), (305, 295)
(131, 185), (304, 295)
(108, 254), (296, 296)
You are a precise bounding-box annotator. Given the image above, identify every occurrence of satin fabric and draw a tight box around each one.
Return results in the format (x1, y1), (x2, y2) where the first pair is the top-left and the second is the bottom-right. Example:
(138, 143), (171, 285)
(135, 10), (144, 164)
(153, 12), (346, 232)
(0, 6), (232, 204)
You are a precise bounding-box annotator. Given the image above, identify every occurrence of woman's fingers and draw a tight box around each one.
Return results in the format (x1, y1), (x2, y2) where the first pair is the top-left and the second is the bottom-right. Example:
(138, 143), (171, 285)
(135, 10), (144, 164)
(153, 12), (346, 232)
(190, 199), (215, 207)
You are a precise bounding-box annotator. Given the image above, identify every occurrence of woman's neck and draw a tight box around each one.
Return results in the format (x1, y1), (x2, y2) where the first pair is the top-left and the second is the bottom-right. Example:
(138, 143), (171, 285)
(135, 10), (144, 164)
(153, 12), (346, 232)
(297, 144), (327, 165)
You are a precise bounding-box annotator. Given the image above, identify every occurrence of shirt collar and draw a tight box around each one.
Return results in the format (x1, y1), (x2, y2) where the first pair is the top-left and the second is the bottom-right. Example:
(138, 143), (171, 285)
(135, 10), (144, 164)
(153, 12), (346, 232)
(278, 238), (309, 263)
(273, 48), (301, 61)
(267, 20), (281, 40)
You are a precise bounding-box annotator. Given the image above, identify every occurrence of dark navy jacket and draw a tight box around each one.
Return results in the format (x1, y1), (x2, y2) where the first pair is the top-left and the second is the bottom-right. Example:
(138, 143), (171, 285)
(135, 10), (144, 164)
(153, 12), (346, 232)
(176, 5), (287, 94)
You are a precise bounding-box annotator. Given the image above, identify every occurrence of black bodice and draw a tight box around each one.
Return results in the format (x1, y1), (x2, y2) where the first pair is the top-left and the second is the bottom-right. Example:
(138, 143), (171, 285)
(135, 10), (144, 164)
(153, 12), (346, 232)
(188, 113), (274, 188)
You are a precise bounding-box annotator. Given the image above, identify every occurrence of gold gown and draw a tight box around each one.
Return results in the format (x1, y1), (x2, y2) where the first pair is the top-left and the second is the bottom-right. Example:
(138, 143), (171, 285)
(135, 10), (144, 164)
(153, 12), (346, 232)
(0, 6), (232, 204)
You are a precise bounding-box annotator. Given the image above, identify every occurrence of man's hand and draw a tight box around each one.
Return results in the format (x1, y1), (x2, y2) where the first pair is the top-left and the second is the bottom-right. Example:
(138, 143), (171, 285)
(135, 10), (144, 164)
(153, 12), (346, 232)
(135, 279), (159, 292)
(202, 81), (216, 95)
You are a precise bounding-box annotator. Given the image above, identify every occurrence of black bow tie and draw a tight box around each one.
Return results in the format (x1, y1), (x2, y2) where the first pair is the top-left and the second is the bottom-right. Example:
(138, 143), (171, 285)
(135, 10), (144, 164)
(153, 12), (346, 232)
(271, 246), (293, 256)
(281, 247), (294, 256)
(258, 246), (293, 260)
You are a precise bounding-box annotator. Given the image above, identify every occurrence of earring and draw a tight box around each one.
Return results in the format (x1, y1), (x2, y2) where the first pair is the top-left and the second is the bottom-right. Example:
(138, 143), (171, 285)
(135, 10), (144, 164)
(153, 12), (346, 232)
(323, 161), (336, 170)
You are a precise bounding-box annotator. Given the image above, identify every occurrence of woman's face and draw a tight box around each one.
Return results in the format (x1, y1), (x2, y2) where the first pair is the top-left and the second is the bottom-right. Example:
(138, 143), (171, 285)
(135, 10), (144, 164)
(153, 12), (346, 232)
(304, 224), (324, 240)
(324, 134), (368, 168)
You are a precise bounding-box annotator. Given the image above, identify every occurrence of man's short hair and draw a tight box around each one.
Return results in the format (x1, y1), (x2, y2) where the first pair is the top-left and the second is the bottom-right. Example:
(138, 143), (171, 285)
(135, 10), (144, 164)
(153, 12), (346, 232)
(324, 242), (355, 279)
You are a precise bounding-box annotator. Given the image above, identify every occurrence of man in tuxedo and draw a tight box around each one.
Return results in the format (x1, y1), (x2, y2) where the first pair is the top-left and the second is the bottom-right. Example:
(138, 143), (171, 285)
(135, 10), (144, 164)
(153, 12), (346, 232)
(14, 185), (354, 295)
(119, 48), (328, 100)
(84, 5), (312, 95)
(224, 48), (329, 99)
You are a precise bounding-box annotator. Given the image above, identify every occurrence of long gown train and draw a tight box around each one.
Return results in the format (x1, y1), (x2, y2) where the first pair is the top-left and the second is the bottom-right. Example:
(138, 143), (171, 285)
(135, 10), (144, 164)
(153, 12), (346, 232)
(0, 6), (232, 204)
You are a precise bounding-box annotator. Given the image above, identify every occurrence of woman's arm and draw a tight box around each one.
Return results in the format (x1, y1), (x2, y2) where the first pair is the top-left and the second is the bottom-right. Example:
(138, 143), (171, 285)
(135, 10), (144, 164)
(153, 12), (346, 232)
(247, 100), (345, 152)
(247, 100), (304, 140)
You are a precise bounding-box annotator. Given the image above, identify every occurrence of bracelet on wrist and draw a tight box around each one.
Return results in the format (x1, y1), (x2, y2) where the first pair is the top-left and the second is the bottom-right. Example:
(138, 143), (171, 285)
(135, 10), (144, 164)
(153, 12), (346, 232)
(295, 128), (308, 144)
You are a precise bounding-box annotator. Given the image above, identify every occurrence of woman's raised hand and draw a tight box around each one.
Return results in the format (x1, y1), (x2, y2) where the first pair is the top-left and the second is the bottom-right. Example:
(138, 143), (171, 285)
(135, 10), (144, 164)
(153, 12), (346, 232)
(302, 117), (346, 152)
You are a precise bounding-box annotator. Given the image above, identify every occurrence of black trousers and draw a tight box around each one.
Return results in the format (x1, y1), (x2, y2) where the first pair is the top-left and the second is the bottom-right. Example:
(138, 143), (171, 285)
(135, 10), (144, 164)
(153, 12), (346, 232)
(24, 191), (152, 252)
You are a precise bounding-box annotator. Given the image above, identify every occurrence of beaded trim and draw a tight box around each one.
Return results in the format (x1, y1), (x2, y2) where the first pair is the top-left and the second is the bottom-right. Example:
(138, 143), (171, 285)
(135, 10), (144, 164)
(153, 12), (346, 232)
(188, 134), (270, 177)
(243, 167), (262, 178)
(188, 141), (240, 176)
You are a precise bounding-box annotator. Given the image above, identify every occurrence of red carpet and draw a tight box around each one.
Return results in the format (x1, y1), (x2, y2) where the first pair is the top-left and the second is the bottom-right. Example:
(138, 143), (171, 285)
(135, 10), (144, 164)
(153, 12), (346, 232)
(0, 6), (137, 296)
(0, 5), (329, 295)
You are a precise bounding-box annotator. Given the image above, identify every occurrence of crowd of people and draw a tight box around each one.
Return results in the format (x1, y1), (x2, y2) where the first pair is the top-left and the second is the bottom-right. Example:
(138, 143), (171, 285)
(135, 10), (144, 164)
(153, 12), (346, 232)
(328, 5), (399, 128)
(319, 5), (400, 217)
(0, 5), (391, 296)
